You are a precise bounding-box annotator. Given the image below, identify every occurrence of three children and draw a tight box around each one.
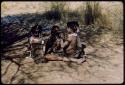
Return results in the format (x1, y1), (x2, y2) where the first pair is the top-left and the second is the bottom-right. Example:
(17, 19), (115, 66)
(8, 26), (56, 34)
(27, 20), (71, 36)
(29, 21), (86, 64)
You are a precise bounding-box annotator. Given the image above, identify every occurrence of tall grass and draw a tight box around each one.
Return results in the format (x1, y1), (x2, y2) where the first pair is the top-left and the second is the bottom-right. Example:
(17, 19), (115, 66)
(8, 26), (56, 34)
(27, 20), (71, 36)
(1, 2), (123, 46)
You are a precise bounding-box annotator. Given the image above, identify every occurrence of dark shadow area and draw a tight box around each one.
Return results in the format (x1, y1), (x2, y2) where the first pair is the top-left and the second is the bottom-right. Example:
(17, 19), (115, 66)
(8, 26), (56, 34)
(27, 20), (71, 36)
(1, 10), (62, 50)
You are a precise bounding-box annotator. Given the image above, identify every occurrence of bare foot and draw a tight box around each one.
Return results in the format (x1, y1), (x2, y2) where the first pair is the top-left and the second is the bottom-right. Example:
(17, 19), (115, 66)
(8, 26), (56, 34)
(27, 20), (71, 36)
(69, 57), (86, 64)
(63, 57), (70, 62)
(76, 57), (86, 64)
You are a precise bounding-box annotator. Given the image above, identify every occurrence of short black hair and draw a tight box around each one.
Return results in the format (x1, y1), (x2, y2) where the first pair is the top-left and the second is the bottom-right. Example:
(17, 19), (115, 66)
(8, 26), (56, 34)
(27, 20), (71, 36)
(67, 21), (79, 32)
(51, 25), (60, 35)
(30, 24), (42, 37)
(67, 21), (79, 28)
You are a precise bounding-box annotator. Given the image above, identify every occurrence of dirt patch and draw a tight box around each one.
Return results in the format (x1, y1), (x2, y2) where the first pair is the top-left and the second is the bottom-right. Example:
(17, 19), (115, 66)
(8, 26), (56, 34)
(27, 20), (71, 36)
(1, 42), (123, 84)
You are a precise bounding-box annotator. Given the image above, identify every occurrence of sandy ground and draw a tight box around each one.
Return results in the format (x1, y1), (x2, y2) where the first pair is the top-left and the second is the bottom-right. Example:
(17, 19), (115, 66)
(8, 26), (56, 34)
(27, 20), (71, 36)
(1, 39), (123, 84)
(1, 2), (123, 84)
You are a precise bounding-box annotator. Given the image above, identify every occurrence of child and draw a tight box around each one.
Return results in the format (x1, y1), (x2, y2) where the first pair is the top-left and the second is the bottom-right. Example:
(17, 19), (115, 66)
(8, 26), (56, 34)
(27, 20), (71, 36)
(62, 21), (86, 63)
(67, 21), (81, 47)
(66, 21), (86, 58)
(44, 25), (62, 55)
(62, 22), (78, 57)
(28, 24), (45, 63)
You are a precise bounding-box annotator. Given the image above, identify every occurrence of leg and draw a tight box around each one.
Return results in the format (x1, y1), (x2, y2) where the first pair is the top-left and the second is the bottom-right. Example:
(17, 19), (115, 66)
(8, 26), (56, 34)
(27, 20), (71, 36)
(45, 54), (63, 61)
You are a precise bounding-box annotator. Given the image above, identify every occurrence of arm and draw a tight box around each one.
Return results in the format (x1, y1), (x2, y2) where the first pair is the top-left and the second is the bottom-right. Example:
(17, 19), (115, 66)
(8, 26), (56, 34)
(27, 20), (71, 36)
(61, 35), (72, 49)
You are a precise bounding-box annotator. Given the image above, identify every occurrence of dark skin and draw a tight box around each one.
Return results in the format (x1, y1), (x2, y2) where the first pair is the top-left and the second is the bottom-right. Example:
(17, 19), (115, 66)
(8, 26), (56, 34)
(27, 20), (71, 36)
(45, 27), (77, 60)
(62, 27), (77, 56)
(44, 26), (61, 55)
(44, 22), (86, 63)
(44, 27), (86, 64)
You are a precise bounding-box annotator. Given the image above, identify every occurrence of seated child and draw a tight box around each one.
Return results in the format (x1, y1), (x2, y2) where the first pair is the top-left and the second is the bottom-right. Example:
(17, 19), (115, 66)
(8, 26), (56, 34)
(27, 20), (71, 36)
(62, 22), (77, 57)
(28, 24), (45, 63)
(44, 25), (62, 55)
